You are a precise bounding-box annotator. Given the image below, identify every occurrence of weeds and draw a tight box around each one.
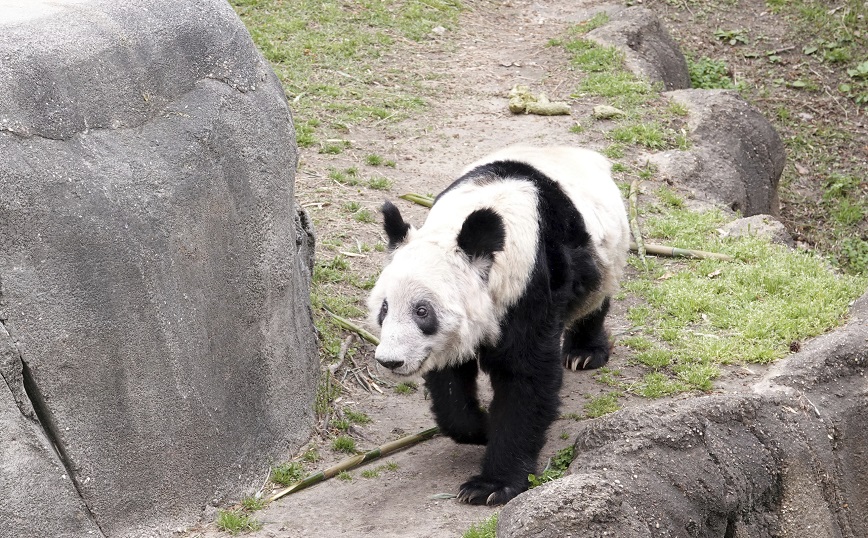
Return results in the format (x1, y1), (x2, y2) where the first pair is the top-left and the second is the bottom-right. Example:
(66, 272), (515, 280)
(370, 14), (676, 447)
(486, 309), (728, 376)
(395, 382), (418, 394)
(271, 462), (305, 486)
(584, 392), (622, 418)
(528, 445), (576, 487)
(462, 514), (498, 538)
(216, 509), (262, 534)
(332, 435), (357, 454)
(618, 206), (867, 396)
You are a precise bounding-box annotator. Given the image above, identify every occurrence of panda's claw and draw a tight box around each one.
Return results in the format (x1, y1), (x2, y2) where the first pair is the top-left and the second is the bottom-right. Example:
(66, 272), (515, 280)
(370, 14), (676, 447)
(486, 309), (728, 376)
(457, 476), (523, 506)
(563, 347), (610, 371)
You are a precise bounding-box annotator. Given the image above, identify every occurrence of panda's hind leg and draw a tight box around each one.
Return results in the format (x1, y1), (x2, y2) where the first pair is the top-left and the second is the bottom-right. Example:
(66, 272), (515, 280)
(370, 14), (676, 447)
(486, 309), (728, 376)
(423, 360), (488, 445)
(562, 297), (611, 371)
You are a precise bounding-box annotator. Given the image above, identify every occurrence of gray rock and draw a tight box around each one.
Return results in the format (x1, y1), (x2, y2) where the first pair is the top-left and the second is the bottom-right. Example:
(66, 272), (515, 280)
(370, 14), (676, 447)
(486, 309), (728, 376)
(649, 89), (785, 216)
(0, 1), (317, 536)
(587, 6), (690, 90)
(721, 214), (794, 247)
(593, 104), (627, 120)
(498, 293), (868, 538)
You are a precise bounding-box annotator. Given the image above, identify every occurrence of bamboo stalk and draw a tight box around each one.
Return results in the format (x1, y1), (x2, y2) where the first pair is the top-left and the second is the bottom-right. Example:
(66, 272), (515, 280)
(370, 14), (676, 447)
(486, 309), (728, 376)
(633, 242), (733, 261)
(326, 310), (380, 345)
(265, 426), (440, 503)
(400, 193), (434, 208)
(628, 180), (647, 270)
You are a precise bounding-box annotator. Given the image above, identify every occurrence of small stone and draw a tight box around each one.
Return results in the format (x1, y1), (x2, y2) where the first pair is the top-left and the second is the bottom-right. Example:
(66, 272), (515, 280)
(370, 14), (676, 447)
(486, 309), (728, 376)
(593, 104), (627, 120)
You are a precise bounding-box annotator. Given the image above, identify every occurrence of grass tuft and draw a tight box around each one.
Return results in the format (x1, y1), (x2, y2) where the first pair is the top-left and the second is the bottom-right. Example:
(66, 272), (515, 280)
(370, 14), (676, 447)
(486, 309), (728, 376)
(332, 435), (357, 454)
(528, 445), (575, 488)
(584, 392), (622, 418)
(216, 509), (263, 534)
(271, 462), (305, 486)
(462, 514), (498, 538)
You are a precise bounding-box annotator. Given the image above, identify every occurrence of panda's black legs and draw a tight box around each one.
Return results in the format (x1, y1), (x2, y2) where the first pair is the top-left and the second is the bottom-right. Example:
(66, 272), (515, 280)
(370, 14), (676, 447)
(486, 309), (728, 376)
(458, 343), (563, 505)
(562, 297), (612, 371)
(422, 360), (488, 445)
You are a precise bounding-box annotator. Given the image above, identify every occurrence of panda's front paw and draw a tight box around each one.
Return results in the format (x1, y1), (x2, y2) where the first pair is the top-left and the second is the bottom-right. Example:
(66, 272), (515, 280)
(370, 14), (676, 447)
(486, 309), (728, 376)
(563, 345), (609, 371)
(457, 476), (524, 505)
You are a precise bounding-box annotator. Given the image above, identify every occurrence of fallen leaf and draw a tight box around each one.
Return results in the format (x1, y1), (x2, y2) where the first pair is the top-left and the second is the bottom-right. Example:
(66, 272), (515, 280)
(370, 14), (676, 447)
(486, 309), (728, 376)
(707, 269), (723, 278)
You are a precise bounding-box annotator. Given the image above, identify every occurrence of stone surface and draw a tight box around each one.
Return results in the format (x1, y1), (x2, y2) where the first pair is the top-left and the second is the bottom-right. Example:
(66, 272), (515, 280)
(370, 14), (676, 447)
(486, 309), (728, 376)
(587, 6), (691, 91)
(720, 214), (794, 247)
(0, 1), (317, 536)
(498, 293), (868, 538)
(593, 104), (627, 120)
(649, 89), (786, 217)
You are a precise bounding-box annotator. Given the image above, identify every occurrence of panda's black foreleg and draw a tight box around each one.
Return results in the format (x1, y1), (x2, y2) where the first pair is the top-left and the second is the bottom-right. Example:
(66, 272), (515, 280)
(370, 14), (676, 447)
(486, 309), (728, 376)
(458, 346), (563, 506)
(562, 297), (611, 371)
(422, 360), (488, 445)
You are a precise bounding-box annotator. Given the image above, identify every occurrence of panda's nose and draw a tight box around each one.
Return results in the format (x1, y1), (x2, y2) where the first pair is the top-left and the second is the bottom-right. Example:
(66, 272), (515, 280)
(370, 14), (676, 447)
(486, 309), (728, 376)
(377, 358), (404, 370)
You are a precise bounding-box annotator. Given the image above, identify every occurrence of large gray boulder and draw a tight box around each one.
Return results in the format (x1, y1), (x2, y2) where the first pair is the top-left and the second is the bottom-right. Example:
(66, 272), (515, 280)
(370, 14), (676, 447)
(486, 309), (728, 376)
(587, 6), (691, 91)
(0, 1), (317, 536)
(649, 89), (786, 217)
(498, 293), (868, 538)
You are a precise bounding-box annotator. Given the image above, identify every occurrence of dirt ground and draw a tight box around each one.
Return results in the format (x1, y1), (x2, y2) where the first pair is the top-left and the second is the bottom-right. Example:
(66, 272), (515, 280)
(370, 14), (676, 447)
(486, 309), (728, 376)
(184, 1), (833, 536)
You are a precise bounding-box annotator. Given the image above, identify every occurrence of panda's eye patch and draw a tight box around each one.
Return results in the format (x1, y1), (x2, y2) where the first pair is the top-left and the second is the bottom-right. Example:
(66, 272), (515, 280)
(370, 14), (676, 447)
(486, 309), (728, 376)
(378, 299), (388, 326)
(412, 300), (438, 336)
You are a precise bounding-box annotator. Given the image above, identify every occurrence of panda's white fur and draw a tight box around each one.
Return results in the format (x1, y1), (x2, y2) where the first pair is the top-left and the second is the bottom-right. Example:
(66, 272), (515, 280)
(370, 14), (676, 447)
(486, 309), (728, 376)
(367, 145), (630, 377)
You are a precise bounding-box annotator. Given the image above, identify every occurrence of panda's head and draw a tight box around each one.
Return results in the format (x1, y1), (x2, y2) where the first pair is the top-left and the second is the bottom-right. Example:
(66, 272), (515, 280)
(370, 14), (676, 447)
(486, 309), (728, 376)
(367, 201), (505, 377)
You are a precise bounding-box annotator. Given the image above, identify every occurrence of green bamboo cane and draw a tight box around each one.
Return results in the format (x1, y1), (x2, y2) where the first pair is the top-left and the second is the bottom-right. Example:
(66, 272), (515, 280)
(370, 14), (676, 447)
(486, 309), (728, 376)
(399, 193), (434, 207)
(266, 426), (440, 503)
(633, 242), (733, 261)
(628, 179), (647, 270)
(326, 310), (380, 345)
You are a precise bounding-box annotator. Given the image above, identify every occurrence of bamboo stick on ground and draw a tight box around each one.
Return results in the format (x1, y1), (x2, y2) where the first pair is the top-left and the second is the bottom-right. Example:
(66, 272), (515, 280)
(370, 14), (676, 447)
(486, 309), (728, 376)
(266, 426), (440, 503)
(633, 242), (733, 261)
(326, 310), (380, 345)
(399, 193), (434, 207)
(628, 179), (647, 270)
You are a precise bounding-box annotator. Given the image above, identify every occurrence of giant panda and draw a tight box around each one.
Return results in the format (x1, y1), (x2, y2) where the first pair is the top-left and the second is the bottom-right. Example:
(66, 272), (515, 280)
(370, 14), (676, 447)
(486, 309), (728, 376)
(367, 145), (630, 506)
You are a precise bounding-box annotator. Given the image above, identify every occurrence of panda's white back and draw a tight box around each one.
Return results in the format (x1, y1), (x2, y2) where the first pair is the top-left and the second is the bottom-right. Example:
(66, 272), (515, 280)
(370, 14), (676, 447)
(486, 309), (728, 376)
(458, 145), (631, 302)
(412, 145), (629, 321)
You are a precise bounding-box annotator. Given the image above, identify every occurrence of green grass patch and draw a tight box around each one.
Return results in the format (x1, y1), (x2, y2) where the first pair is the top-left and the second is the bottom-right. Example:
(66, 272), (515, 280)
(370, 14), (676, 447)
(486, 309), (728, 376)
(240, 495), (265, 512)
(230, 0), (461, 138)
(619, 205), (867, 397)
(462, 514), (498, 538)
(354, 208), (376, 223)
(528, 445), (575, 488)
(395, 381), (418, 394)
(337, 470), (353, 481)
(368, 176), (393, 190)
(584, 392), (622, 418)
(608, 122), (669, 150)
(360, 461), (399, 479)
(593, 367), (623, 386)
(302, 447), (321, 463)
(216, 509), (263, 534)
(345, 409), (372, 424)
(332, 435), (357, 454)
(271, 462), (305, 486)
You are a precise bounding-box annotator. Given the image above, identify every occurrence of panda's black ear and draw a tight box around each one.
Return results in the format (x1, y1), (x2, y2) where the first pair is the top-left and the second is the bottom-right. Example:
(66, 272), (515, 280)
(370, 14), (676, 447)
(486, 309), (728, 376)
(457, 208), (505, 277)
(382, 200), (411, 250)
